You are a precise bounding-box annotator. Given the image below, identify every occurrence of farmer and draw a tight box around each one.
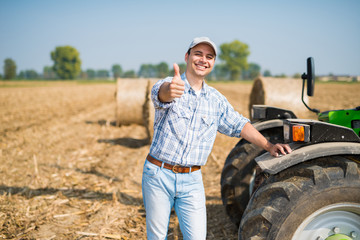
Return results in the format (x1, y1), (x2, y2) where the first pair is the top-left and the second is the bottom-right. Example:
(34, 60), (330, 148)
(142, 36), (292, 239)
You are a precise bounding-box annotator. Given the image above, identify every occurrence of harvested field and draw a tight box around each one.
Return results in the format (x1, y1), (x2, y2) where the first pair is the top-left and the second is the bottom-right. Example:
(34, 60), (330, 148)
(1, 80), (359, 239)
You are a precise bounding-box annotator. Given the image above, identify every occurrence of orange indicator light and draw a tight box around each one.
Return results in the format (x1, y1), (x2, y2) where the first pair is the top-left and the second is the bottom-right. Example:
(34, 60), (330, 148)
(292, 125), (305, 142)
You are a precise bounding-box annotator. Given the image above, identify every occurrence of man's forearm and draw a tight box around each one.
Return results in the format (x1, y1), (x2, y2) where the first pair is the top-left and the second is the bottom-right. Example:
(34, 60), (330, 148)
(240, 122), (292, 157)
(240, 122), (273, 151)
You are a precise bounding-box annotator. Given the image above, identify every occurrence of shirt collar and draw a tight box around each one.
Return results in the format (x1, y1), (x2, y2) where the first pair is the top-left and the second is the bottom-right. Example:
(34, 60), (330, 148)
(181, 73), (209, 97)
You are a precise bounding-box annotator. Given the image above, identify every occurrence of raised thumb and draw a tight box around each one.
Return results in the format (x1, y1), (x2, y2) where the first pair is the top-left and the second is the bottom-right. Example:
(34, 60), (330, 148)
(173, 63), (180, 77)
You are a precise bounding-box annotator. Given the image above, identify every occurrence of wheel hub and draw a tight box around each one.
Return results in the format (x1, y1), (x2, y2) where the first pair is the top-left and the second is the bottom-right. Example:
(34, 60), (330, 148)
(292, 203), (360, 240)
(325, 233), (353, 240)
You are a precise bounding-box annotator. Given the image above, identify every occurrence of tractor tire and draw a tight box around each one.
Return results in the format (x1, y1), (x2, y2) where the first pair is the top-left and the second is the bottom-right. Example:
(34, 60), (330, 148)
(220, 127), (283, 226)
(238, 155), (360, 240)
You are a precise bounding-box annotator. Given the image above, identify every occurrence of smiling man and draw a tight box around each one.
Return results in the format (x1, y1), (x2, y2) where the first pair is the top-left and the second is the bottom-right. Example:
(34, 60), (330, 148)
(142, 37), (291, 239)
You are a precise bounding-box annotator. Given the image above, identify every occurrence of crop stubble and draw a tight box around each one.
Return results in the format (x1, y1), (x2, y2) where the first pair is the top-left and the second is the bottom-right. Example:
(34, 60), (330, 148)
(0, 81), (359, 239)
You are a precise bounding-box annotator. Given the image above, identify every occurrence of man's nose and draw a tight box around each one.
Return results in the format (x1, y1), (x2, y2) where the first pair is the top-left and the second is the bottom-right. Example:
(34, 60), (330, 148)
(199, 55), (207, 62)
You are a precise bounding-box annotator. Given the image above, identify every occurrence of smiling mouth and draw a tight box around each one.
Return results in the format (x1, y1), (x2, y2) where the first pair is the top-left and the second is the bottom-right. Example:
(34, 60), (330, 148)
(195, 63), (207, 70)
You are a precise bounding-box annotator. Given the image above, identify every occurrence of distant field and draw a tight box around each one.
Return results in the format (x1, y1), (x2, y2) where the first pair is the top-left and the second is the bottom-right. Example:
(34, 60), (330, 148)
(0, 79), (116, 88)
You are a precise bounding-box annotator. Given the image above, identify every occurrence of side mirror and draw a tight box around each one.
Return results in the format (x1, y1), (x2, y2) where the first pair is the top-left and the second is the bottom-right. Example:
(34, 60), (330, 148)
(301, 57), (315, 96)
(306, 57), (315, 96)
(301, 57), (319, 113)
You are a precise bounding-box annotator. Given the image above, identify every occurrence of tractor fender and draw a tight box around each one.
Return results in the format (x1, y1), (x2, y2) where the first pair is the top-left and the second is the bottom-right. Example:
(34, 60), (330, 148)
(252, 119), (285, 132)
(255, 142), (360, 174)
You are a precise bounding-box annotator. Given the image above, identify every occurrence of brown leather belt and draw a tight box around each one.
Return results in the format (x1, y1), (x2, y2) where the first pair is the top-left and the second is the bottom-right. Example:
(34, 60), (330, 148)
(146, 154), (201, 174)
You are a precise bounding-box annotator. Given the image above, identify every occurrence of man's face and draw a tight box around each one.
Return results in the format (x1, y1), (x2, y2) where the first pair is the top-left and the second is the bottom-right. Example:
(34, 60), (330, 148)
(185, 43), (216, 78)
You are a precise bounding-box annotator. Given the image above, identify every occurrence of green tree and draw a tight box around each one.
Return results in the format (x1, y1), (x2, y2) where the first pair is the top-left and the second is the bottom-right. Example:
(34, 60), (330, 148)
(86, 69), (96, 79)
(51, 46), (81, 79)
(138, 64), (157, 78)
(96, 69), (110, 79)
(213, 63), (230, 81)
(4, 58), (17, 80)
(25, 70), (39, 79)
(18, 70), (39, 79)
(123, 70), (136, 78)
(80, 71), (88, 79)
(112, 64), (123, 79)
(263, 70), (271, 77)
(242, 63), (261, 80)
(219, 40), (250, 80)
(43, 66), (57, 79)
(18, 71), (25, 79)
(157, 62), (169, 78)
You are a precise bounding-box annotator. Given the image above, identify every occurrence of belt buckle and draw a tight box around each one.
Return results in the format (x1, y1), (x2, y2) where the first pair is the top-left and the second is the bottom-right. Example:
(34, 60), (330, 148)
(172, 164), (180, 174)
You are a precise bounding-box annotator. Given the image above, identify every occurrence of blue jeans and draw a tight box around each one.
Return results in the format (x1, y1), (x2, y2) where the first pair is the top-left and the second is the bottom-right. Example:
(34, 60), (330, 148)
(142, 159), (206, 240)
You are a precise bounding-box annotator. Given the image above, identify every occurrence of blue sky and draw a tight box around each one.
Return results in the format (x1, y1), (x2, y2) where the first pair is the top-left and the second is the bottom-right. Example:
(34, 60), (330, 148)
(1, 0), (359, 76)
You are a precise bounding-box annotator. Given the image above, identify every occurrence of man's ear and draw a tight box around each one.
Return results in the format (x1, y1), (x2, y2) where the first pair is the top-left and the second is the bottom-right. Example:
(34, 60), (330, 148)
(185, 53), (188, 63)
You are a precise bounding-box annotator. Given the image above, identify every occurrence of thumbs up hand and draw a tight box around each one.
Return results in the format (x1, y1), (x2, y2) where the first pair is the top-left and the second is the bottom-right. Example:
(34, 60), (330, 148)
(158, 63), (185, 102)
(169, 63), (185, 99)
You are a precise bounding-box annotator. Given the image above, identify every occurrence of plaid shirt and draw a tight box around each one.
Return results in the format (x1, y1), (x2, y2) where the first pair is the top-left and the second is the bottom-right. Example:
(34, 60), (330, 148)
(149, 73), (250, 166)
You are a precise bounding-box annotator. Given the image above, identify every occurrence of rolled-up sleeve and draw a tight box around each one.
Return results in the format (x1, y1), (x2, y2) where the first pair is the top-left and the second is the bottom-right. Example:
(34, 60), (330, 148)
(217, 95), (250, 138)
(151, 77), (174, 109)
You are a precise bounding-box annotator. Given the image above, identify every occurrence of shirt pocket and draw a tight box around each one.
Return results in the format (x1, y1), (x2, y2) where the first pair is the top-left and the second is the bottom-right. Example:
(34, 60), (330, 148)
(167, 105), (191, 140)
(198, 115), (217, 142)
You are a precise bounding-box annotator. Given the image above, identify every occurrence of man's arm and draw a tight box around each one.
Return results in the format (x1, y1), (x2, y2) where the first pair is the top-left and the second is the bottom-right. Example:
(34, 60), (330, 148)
(158, 63), (185, 103)
(240, 122), (292, 157)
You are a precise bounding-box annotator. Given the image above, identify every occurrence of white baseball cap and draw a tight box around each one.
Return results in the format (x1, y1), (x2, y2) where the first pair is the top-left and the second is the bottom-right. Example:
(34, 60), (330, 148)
(188, 37), (217, 56)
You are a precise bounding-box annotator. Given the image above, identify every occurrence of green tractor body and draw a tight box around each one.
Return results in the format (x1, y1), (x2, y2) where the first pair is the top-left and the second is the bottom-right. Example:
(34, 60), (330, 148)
(318, 107), (360, 136)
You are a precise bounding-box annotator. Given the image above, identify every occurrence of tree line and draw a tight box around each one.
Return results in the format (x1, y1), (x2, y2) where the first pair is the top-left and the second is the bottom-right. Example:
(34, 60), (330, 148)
(1, 40), (287, 81)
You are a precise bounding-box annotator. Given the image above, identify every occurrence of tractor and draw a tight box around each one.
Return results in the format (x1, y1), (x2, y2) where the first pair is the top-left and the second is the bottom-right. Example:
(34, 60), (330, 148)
(220, 57), (360, 239)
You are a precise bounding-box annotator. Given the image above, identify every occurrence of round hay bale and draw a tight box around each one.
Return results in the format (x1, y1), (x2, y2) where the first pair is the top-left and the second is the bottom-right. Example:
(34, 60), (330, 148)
(115, 78), (149, 126)
(249, 77), (309, 119)
(115, 78), (158, 140)
(143, 79), (157, 141)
